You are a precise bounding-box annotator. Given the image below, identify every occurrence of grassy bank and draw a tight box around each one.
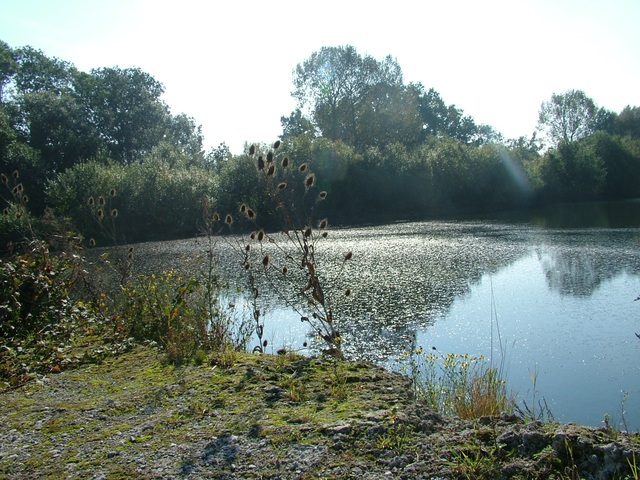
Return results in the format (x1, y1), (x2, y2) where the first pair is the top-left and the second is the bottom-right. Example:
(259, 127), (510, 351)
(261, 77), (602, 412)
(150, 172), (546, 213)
(1, 344), (639, 479)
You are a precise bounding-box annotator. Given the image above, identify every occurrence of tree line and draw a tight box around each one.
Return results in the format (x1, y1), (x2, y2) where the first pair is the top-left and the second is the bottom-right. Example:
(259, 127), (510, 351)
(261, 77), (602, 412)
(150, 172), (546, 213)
(2, 41), (640, 246)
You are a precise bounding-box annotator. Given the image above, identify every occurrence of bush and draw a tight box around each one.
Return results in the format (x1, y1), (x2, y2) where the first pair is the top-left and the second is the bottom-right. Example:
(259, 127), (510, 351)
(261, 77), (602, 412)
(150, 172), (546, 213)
(0, 239), (95, 386)
(46, 152), (218, 244)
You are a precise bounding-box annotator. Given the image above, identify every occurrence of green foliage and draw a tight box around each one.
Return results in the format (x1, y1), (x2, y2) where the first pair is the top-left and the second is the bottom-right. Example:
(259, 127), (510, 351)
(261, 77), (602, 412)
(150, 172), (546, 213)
(537, 140), (606, 201)
(292, 45), (403, 147)
(1, 41), (205, 185)
(537, 89), (606, 148)
(0, 238), (95, 385)
(615, 106), (640, 138)
(113, 270), (201, 363)
(73, 67), (172, 164)
(47, 150), (218, 243)
(585, 132), (640, 199)
(0, 240), (80, 338)
(400, 348), (514, 419)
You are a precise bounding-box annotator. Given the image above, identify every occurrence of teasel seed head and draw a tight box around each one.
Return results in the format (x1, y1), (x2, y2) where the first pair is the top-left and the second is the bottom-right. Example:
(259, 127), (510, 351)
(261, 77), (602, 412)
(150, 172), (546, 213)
(244, 261), (250, 270)
(246, 208), (256, 220)
(304, 226), (312, 237)
(12, 170), (19, 179)
(249, 144), (256, 155)
(129, 246), (134, 253)
(22, 195), (29, 203)
(343, 251), (353, 261)
(99, 196), (105, 206)
(282, 157), (289, 168)
(240, 204), (247, 213)
(304, 173), (315, 190)
(318, 218), (328, 230)
(111, 208), (118, 217)
(344, 288), (351, 296)
(266, 151), (274, 162)
(2, 207), (8, 215)
(87, 196), (94, 206)
(257, 155), (265, 170)
(213, 211), (220, 222)
(97, 208), (104, 220)
(322, 231), (328, 238)
(318, 191), (327, 200)
(110, 188), (116, 196)
(263, 339), (268, 348)
(245, 244), (251, 252)
(277, 182), (287, 190)
(257, 230), (265, 242)
(89, 238), (96, 246)
(273, 140), (281, 150)
(299, 163), (308, 172)
(262, 254), (271, 268)
(1, 173), (7, 184)
(267, 164), (275, 176)
(282, 266), (288, 275)
(250, 231), (256, 240)
(225, 214), (233, 225)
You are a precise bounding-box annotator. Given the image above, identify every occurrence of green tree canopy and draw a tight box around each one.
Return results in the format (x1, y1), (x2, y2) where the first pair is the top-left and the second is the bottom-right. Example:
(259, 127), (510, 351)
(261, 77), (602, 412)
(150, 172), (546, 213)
(0, 41), (17, 103)
(292, 45), (404, 147)
(537, 89), (604, 148)
(73, 67), (170, 164)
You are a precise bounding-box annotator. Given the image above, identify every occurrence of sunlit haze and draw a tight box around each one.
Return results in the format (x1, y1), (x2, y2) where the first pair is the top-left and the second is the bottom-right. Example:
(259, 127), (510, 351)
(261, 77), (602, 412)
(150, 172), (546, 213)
(2, 0), (639, 153)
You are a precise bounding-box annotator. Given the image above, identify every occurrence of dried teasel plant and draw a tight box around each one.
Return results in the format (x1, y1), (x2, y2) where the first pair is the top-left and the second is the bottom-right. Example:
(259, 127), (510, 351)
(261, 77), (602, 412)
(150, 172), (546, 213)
(235, 141), (352, 358)
(209, 140), (353, 357)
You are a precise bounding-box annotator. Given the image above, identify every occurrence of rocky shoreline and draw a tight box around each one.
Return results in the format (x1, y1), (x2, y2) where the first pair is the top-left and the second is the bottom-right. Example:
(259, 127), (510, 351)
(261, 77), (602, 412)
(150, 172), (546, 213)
(1, 346), (638, 479)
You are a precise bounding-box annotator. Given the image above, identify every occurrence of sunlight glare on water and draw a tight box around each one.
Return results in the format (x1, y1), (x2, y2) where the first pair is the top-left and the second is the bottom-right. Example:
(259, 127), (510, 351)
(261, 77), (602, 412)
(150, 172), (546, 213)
(133, 205), (640, 429)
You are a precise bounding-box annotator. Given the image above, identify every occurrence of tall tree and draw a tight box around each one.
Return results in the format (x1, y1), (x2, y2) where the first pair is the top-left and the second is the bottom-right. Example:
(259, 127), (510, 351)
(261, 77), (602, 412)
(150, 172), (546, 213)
(292, 45), (403, 146)
(615, 105), (640, 138)
(537, 89), (599, 147)
(74, 67), (170, 164)
(0, 41), (17, 104)
(355, 83), (422, 148)
(414, 84), (499, 145)
(13, 46), (74, 95)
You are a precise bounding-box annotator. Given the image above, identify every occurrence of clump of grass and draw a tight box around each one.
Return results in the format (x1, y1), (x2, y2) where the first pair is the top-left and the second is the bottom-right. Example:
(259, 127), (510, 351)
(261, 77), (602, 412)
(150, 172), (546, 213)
(401, 347), (514, 419)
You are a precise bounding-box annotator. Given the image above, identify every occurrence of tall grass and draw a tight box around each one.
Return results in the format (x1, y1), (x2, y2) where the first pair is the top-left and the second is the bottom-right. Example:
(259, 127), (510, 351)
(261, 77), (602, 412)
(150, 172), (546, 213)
(401, 281), (514, 419)
(403, 348), (514, 419)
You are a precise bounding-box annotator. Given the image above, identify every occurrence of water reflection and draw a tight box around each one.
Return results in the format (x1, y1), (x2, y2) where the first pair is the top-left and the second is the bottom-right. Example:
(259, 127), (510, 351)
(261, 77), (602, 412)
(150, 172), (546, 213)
(536, 230), (640, 297)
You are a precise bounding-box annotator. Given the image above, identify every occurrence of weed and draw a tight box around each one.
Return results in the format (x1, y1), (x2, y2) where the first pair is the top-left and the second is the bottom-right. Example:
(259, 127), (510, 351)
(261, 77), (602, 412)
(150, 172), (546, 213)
(375, 415), (414, 453)
(561, 437), (580, 480)
(516, 366), (555, 423)
(628, 452), (639, 480)
(214, 141), (353, 359)
(193, 349), (208, 365)
(447, 443), (502, 479)
(279, 374), (307, 402)
(401, 346), (514, 419)
(210, 345), (238, 370)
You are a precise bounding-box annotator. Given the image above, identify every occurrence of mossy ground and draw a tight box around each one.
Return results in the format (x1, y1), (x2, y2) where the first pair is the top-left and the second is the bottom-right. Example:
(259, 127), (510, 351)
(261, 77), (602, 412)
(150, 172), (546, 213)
(1, 345), (638, 479)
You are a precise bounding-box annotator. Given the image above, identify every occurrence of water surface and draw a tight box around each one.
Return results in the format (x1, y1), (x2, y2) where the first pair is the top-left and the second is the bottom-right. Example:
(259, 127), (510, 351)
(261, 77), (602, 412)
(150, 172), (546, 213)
(132, 202), (640, 429)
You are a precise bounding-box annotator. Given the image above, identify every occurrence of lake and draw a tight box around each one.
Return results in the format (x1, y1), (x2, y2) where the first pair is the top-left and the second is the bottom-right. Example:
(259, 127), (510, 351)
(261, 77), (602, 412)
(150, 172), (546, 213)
(132, 200), (640, 430)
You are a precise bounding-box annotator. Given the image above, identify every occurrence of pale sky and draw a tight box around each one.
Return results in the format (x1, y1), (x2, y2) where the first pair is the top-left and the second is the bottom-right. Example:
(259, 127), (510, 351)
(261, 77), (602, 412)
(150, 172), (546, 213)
(2, 0), (639, 153)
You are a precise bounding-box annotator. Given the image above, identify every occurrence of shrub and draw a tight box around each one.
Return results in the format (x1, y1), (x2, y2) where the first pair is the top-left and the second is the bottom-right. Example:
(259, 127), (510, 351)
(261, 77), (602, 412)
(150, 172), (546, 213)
(0, 238), (95, 386)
